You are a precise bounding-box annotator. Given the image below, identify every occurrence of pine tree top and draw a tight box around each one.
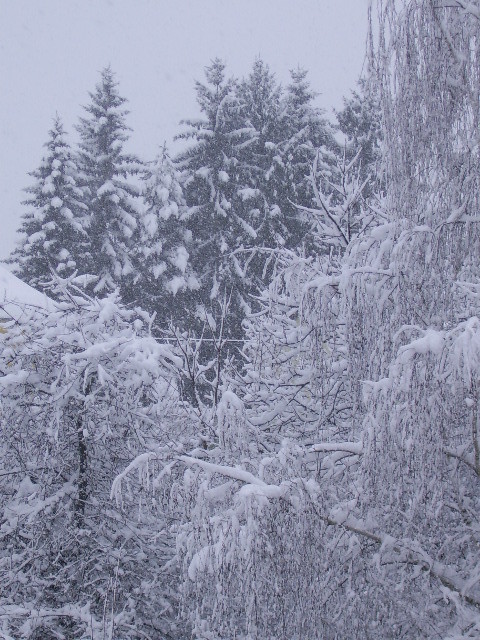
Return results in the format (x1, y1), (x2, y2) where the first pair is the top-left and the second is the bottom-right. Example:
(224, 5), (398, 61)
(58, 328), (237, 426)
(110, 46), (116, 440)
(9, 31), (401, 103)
(76, 67), (141, 176)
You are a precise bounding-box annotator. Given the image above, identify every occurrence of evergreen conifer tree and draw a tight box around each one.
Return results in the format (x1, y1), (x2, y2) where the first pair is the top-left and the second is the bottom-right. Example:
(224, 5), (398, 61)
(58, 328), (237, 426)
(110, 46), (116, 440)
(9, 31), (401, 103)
(175, 59), (253, 344)
(75, 67), (143, 298)
(235, 62), (337, 261)
(280, 68), (337, 247)
(137, 145), (197, 325)
(9, 116), (87, 291)
(236, 59), (285, 253)
(335, 78), (382, 195)
(175, 58), (340, 351)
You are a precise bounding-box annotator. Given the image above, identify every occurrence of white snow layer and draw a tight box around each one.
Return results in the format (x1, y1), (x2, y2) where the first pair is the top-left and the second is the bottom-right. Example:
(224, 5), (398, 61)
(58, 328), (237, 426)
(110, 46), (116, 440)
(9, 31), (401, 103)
(0, 265), (55, 323)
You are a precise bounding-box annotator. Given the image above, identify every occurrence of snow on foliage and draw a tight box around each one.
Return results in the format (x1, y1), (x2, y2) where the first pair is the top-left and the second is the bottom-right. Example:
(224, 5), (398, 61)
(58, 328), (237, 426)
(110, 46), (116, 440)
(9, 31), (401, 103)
(8, 116), (87, 292)
(136, 145), (195, 324)
(112, 3), (480, 638)
(75, 67), (143, 298)
(0, 277), (191, 639)
(5, 5), (480, 637)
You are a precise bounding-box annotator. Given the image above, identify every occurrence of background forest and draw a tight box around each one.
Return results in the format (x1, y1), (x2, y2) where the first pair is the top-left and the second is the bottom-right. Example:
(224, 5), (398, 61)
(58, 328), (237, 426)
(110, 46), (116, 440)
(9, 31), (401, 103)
(1, 1), (480, 639)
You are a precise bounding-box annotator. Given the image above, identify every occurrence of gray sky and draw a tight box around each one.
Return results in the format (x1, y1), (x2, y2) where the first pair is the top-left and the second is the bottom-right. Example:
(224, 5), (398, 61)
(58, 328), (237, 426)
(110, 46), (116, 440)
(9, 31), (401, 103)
(0, 0), (369, 261)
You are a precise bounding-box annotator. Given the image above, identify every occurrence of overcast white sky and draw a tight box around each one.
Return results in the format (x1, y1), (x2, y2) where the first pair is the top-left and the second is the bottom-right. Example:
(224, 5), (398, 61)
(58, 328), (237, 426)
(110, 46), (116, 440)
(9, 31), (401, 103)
(0, 0), (369, 261)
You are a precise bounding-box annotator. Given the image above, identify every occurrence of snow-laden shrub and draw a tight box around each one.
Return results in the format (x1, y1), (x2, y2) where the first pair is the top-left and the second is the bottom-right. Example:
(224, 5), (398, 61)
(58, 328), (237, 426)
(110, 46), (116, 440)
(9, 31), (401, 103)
(0, 282), (189, 639)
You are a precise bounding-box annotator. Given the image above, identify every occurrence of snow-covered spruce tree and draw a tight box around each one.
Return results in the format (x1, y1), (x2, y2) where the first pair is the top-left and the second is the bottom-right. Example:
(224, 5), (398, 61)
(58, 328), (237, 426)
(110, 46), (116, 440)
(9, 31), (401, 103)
(277, 67), (338, 248)
(8, 116), (87, 292)
(335, 77), (383, 197)
(175, 58), (255, 371)
(175, 59), (338, 350)
(0, 280), (192, 639)
(235, 59), (283, 233)
(231, 61), (338, 282)
(229, 58), (291, 287)
(137, 145), (198, 327)
(75, 67), (143, 298)
(230, 61), (283, 262)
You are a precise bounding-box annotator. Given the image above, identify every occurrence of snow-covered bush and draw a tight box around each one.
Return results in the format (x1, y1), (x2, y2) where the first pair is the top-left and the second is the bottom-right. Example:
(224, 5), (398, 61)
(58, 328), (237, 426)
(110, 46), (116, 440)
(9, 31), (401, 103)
(0, 279), (190, 639)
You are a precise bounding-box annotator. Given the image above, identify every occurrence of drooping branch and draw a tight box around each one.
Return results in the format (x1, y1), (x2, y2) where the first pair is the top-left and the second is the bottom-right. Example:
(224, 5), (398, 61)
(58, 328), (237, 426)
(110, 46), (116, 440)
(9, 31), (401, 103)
(112, 448), (480, 610)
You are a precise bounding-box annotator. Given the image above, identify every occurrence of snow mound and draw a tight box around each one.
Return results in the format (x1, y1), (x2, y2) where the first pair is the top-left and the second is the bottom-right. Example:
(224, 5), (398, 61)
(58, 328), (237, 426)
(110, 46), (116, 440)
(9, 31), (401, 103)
(0, 265), (56, 324)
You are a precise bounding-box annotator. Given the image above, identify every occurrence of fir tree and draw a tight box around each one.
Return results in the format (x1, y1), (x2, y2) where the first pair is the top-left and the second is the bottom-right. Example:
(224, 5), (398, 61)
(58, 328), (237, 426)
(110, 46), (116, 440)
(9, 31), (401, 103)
(137, 145), (197, 325)
(175, 58), (252, 343)
(76, 67), (143, 298)
(175, 58), (340, 351)
(235, 62), (337, 262)
(9, 116), (87, 291)
(236, 59), (285, 253)
(280, 67), (337, 247)
(335, 78), (382, 196)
